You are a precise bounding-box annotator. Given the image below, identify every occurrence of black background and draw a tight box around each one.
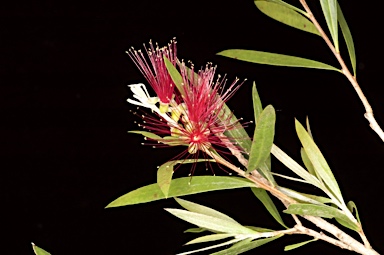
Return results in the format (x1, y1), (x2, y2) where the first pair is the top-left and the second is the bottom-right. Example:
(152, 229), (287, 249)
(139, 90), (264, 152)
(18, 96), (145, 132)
(3, 0), (384, 254)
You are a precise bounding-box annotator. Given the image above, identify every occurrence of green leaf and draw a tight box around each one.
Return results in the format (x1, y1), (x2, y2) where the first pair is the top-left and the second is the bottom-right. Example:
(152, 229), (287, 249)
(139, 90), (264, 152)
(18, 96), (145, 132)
(175, 198), (239, 224)
(278, 186), (333, 205)
(157, 161), (176, 198)
(246, 226), (274, 232)
(254, 0), (320, 35)
(251, 188), (288, 228)
(220, 103), (252, 155)
(247, 105), (276, 179)
(157, 159), (213, 198)
(306, 116), (313, 139)
(252, 82), (263, 123)
(217, 50), (340, 72)
(128, 130), (163, 140)
(295, 120), (343, 203)
(337, 1), (356, 76)
(165, 209), (257, 234)
(334, 216), (360, 232)
(185, 234), (234, 245)
(284, 203), (359, 231)
(164, 56), (184, 96)
(284, 238), (317, 251)
(300, 148), (317, 177)
(347, 201), (361, 224)
(178, 238), (242, 255)
(184, 227), (207, 233)
(271, 144), (321, 188)
(32, 243), (51, 255)
(211, 235), (283, 255)
(320, 0), (339, 52)
(106, 176), (256, 207)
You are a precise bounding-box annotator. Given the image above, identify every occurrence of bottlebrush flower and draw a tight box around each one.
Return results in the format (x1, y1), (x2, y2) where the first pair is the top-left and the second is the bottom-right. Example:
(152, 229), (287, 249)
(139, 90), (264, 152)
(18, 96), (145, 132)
(127, 38), (177, 113)
(128, 59), (245, 162)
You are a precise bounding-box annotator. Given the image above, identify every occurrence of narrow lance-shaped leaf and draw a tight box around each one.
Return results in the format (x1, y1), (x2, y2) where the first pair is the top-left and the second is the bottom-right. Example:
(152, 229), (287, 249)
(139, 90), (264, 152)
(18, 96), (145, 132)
(337, 1), (356, 76)
(254, 0), (320, 35)
(217, 50), (340, 72)
(157, 159), (214, 198)
(320, 0), (339, 52)
(164, 56), (184, 96)
(210, 235), (283, 255)
(284, 203), (359, 231)
(284, 238), (317, 251)
(175, 198), (239, 224)
(255, 0), (309, 16)
(271, 144), (322, 188)
(106, 176), (256, 207)
(177, 238), (242, 255)
(165, 209), (257, 235)
(300, 148), (317, 177)
(252, 82), (263, 123)
(185, 234), (235, 245)
(220, 104), (252, 155)
(347, 201), (361, 224)
(247, 105), (276, 183)
(32, 243), (51, 255)
(184, 227), (207, 233)
(278, 186), (333, 205)
(335, 216), (360, 232)
(295, 120), (344, 203)
(251, 188), (288, 228)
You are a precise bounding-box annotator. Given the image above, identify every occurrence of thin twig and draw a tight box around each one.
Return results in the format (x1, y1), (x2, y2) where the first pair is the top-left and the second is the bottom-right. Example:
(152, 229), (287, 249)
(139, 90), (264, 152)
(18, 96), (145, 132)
(299, 0), (384, 142)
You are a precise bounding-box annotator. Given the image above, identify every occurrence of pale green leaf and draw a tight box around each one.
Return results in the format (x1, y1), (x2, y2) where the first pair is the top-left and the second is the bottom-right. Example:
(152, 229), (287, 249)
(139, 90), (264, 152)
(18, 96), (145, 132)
(251, 188), (288, 228)
(337, 1), (356, 76)
(128, 130), (162, 140)
(320, 0), (339, 51)
(247, 105), (276, 180)
(335, 216), (360, 232)
(284, 238), (317, 251)
(347, 201), (361, 224)
(175, 198), (239, 224)
(177, 238), (241, 255)
(284, 204), (359, 231)
(164, 56), (184, 96)
(157, 159), (215, 198)
(255, 0), (308, 16)
(210, 235), (283, 255)
(32, 243), (51, 255)
(220, 103), (252, 155)
(306, 116), (313, 139)
(246, 226), (274, 232)
(271, 172), (311, 184)
(184, 227), (207, 233)
(300, 148), (317, 177)
(271, 144), (321, 188)
(217, 50), (340, 71)
(255, 0), (320, 35)
(278, 187), (333, 205)
(295, 120), (343, 203)
(252, 82), (263, 123)
(185, 234), (234, 245)
(106, 176), (256, 207)
(165, 209), (257, 234)
(157, 161), (175, 198)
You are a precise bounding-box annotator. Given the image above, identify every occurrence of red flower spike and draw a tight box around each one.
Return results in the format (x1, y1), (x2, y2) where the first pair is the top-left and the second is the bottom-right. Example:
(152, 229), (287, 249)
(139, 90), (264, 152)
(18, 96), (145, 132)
(127, 38), (177, 112)
(168, 62), (244, 156)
